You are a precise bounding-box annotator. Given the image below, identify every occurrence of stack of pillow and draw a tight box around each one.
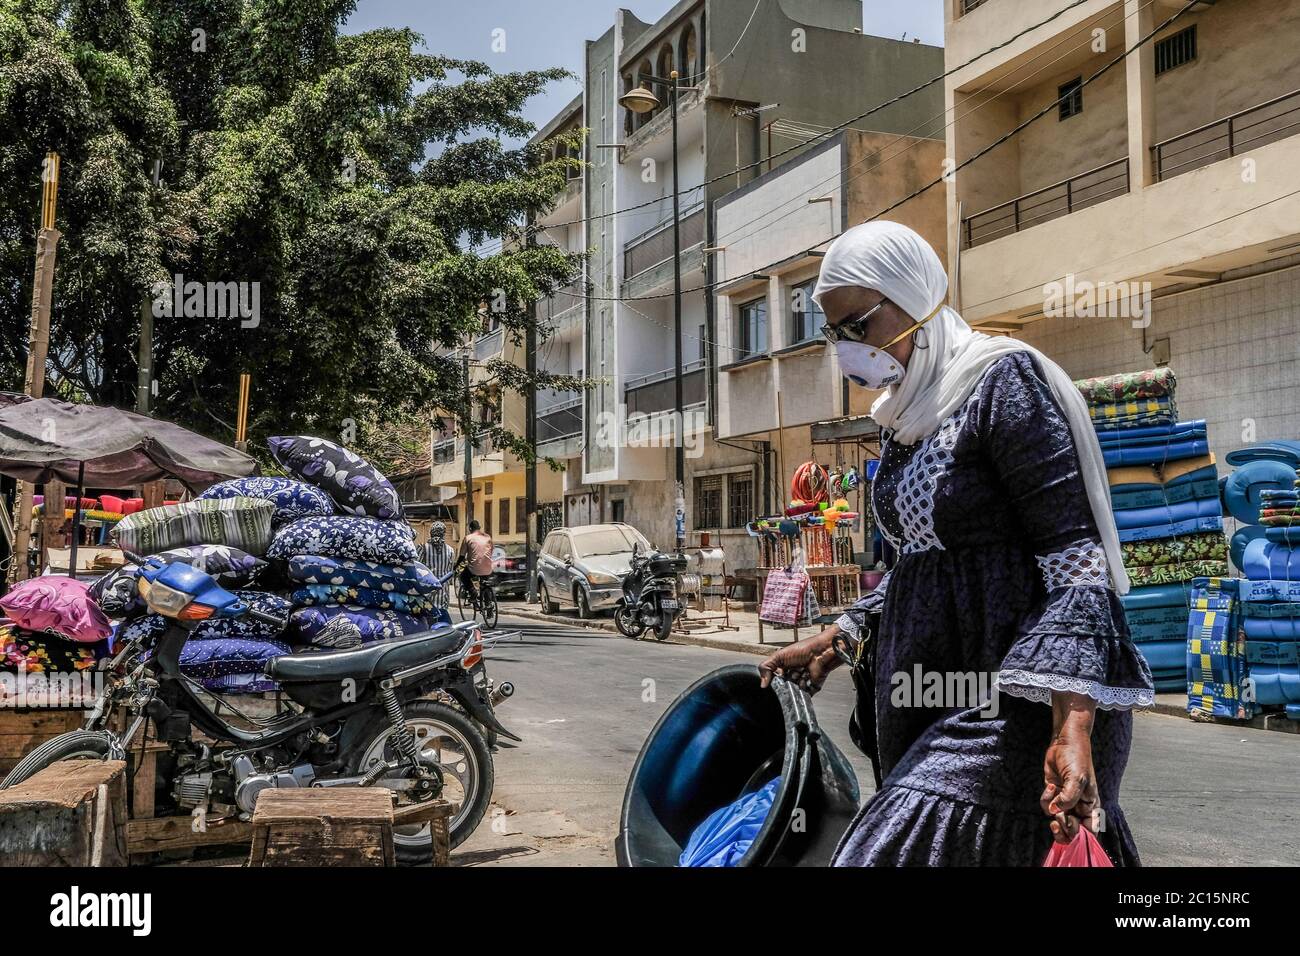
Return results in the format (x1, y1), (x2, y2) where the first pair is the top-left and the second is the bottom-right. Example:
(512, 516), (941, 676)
(263, 437), (449, 648)
(102, 494), (296, 694)
(1220, 442), (1300, 718)
(1, 577), (112, 706)
(1074, 367), (1229, 692)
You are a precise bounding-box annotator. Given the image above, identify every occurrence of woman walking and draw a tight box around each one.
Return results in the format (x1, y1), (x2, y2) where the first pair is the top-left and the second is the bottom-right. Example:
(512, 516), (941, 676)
(759, 222), (1154, 866)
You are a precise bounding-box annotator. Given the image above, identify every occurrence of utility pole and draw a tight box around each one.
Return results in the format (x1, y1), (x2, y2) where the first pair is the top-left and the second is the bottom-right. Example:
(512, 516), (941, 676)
(525, 231), (539, 603)
(669, 71), (687, 554)
(462, 347), (473, 535)
(9, 152), (61, 584)
(138, 159), (162, 416)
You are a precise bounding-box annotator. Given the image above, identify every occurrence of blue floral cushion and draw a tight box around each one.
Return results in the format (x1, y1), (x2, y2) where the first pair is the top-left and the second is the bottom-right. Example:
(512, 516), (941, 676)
(292, 584), (438, 616)
(179, 637), (292, 679)
(268, 436), (403, 519)
(198, 477), (335, 528)
(288, 604), (450, 647)
(120, 591), (293, 643)
(286, 555), (441, 595)
(268, 516), (419, 564)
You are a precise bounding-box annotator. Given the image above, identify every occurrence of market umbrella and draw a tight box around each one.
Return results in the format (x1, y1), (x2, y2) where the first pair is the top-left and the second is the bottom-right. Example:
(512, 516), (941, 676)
(0, 399), (258, 576)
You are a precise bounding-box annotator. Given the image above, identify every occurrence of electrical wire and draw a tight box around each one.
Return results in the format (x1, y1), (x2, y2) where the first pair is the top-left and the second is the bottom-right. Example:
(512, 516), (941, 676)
(545, 0), (1198, 309)
(526, 0), (1100, 238)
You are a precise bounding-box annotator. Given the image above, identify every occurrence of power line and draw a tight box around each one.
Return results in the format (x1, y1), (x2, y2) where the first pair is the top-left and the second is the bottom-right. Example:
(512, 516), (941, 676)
(551, 0), (1199, 307)
(526, 0), (1099, 238)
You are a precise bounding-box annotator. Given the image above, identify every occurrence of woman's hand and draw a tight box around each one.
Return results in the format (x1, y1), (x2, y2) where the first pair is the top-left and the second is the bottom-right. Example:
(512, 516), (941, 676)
(758, 627), (842, 694)
(1041, 691), (1099, 844)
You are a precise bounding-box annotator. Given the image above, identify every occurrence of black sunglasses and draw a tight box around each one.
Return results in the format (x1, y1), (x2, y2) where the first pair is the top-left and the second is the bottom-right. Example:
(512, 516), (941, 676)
(820, 298), (891, 344)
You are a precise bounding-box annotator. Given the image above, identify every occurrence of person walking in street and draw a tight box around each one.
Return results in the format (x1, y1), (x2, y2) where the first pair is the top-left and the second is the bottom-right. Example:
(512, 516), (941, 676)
(423, 521), (456, 611)
(759, 221), (1154, 866)
(457, 519), (494, 604)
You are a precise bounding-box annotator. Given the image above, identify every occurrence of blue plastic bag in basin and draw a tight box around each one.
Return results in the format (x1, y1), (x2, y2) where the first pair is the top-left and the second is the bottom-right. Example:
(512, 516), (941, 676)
(678, 777), (781, 867)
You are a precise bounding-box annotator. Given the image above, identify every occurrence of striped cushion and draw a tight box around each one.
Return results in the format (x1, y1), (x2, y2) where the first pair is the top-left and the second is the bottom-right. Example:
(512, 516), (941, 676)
(113, 497), (275, 556)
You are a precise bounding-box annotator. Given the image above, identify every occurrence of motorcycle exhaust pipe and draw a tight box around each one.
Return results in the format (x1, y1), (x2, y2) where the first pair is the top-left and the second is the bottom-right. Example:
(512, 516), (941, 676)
(490, 681), (515, 706)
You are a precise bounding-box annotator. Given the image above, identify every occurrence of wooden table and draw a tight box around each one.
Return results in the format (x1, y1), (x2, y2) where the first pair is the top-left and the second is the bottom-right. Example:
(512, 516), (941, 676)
(752, 565), (861, 644)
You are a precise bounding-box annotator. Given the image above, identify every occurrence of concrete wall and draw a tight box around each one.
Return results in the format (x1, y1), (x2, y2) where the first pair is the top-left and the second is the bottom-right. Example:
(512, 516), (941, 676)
(1015, 256), (1300, 467)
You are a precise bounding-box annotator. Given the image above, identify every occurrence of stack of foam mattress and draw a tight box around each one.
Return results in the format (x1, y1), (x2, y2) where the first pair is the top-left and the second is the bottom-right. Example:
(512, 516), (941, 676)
(1219, 441), (1300, 719)
(1074, 368), (1228, 692)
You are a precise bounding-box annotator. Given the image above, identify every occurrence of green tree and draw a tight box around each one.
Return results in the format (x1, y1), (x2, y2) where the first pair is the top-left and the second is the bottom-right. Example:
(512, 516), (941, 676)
(0, 0), (583, 472)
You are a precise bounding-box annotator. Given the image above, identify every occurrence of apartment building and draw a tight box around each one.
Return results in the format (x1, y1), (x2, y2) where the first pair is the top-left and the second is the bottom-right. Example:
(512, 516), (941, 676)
(512, 0), (946, 553)
(946, 0), (1300, 462)
(711, 127), (947, 568)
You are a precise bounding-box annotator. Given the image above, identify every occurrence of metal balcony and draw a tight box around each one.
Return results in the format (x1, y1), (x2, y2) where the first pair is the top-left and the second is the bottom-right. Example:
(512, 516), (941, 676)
(623, 204), (706, 281)
(1154, 88), (1300, 182)
(961, 158), (1129, 249)
(536, 396), (583, 444)
(623, 360), (707, 416)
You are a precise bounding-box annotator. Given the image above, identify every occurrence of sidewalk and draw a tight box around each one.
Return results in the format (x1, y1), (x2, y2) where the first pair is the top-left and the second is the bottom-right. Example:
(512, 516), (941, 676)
(498, 600), (1300, 735)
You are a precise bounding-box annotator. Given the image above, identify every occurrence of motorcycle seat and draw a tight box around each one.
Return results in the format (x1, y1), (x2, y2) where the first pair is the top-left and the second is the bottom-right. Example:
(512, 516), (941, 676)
(266, 627), (466, 683)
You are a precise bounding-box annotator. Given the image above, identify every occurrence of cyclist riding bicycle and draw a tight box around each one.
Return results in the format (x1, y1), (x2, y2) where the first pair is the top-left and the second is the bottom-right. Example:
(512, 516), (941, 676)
(457, 519), (494, 604)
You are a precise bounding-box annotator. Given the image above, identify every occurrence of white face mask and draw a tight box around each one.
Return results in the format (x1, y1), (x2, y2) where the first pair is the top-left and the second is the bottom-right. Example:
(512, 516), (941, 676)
(835, 340), (905, 389)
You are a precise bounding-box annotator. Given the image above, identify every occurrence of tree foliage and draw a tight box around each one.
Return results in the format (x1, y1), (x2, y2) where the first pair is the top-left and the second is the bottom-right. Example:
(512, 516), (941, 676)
(0, 0), (583, 472)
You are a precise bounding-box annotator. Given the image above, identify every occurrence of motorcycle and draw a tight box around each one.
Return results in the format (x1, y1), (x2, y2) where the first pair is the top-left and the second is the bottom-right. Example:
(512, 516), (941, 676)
(614, 542), (688, 641)
(0, 555), (520, 861)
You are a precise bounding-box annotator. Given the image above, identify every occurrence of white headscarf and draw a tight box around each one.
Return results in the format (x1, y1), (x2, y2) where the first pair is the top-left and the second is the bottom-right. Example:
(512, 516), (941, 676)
(813, 221), (1129, 594)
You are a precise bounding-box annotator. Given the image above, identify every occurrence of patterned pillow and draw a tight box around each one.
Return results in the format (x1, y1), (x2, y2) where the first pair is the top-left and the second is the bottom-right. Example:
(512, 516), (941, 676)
(286, 555), (441, 595)
(198, 477), (335, 528)
(119, 591), (293, 644)
(1, 622), (108, 673)
(0, 577), (112, 643)
(268, 436), (403, 519)
(292, 584), (438, 616)
(113, 497), (275, 557)
(90, 545), (268, 615)
(288, 604), (449, 647)
(179, 637), (291, 680)
(268, 516), (418, 564)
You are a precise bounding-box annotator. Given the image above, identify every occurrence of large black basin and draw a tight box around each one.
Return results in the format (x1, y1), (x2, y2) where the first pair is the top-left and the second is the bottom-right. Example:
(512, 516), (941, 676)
(616, 664), (860, 867)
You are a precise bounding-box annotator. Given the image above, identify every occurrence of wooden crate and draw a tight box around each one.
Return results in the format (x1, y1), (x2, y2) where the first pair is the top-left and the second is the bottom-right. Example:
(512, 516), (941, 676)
(0, 709), (85, 776)
(247, 789), (453, 867)
(0, 759), (128, 866)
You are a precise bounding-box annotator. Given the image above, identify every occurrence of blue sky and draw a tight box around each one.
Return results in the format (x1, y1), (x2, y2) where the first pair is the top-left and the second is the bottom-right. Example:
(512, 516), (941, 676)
(346, 0), (945, 134)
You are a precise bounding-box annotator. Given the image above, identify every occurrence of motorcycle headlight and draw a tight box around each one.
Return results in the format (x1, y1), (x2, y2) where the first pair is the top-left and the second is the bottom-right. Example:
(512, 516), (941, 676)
(587, 571), (619, 586)
(141, 579), (194, 618)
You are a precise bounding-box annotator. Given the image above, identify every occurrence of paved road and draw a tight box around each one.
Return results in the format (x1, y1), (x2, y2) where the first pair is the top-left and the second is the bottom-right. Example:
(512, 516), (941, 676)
(453, 615), (1299, 866)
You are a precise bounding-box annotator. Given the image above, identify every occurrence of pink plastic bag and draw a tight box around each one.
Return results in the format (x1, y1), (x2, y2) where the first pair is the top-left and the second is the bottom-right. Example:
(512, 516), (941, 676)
(1042, 827), (1113, 867)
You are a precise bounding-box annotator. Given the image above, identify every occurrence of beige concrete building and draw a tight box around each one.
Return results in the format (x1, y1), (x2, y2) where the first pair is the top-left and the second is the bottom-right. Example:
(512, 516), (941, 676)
(709, 127), (948, 568)
(946, 0), (1300, 461)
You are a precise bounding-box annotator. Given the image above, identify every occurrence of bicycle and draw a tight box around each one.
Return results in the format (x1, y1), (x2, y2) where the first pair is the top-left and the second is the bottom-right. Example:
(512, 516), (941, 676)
(455, 563), (499, 630)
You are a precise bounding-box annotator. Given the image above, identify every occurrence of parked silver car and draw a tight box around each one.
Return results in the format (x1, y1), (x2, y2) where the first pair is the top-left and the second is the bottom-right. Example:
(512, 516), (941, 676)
(536, 523), (651, 619)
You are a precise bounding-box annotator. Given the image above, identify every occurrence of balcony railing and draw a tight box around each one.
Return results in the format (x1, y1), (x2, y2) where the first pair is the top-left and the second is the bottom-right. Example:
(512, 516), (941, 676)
(432, 437), (457, 465)
(623, 204), (706, 281)
(962, 0), (989, 12)
(1154, 88), (1300, 182)
(537, 396), (583, 445)
(623, 360), (707, 416)
(962, 158), (1129, 249)
(473, 327), (505, 361)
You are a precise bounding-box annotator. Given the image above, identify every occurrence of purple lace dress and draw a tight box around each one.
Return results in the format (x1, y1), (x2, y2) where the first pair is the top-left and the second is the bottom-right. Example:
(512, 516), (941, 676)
(831, 353), (1154, 867)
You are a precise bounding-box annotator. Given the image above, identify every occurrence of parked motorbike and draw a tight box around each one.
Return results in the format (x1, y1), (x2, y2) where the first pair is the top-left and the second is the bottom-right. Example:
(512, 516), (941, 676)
(0, 555), (520, 861)
(615, 543), (688, 641)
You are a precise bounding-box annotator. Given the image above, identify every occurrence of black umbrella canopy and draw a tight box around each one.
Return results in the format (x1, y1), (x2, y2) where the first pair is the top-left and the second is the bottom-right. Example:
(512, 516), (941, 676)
(0, 399), (258, 491)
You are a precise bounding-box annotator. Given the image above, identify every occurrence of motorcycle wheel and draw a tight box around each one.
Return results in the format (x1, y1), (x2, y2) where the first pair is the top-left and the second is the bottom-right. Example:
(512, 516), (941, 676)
(1, 730), (113, 789)
(615, 604), (646, 639)
(652, 611), (675, 642)
(346, 700), (493, 861)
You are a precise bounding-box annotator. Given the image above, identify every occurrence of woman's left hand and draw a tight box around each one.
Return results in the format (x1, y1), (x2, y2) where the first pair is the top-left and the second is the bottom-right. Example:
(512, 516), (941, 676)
(1041, 692), (1099, 844)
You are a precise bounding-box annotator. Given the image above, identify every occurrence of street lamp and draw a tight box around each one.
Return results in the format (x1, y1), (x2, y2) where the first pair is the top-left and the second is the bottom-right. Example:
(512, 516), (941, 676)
(619, 70), (688, 553)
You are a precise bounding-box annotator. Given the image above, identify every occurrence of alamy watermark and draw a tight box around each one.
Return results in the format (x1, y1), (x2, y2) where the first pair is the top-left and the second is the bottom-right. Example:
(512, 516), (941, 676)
(590, 405), (708, 458)
(151, 272), (260, 328)
(1042, 273), (1152, 328)
(0, 669), (103, 709)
